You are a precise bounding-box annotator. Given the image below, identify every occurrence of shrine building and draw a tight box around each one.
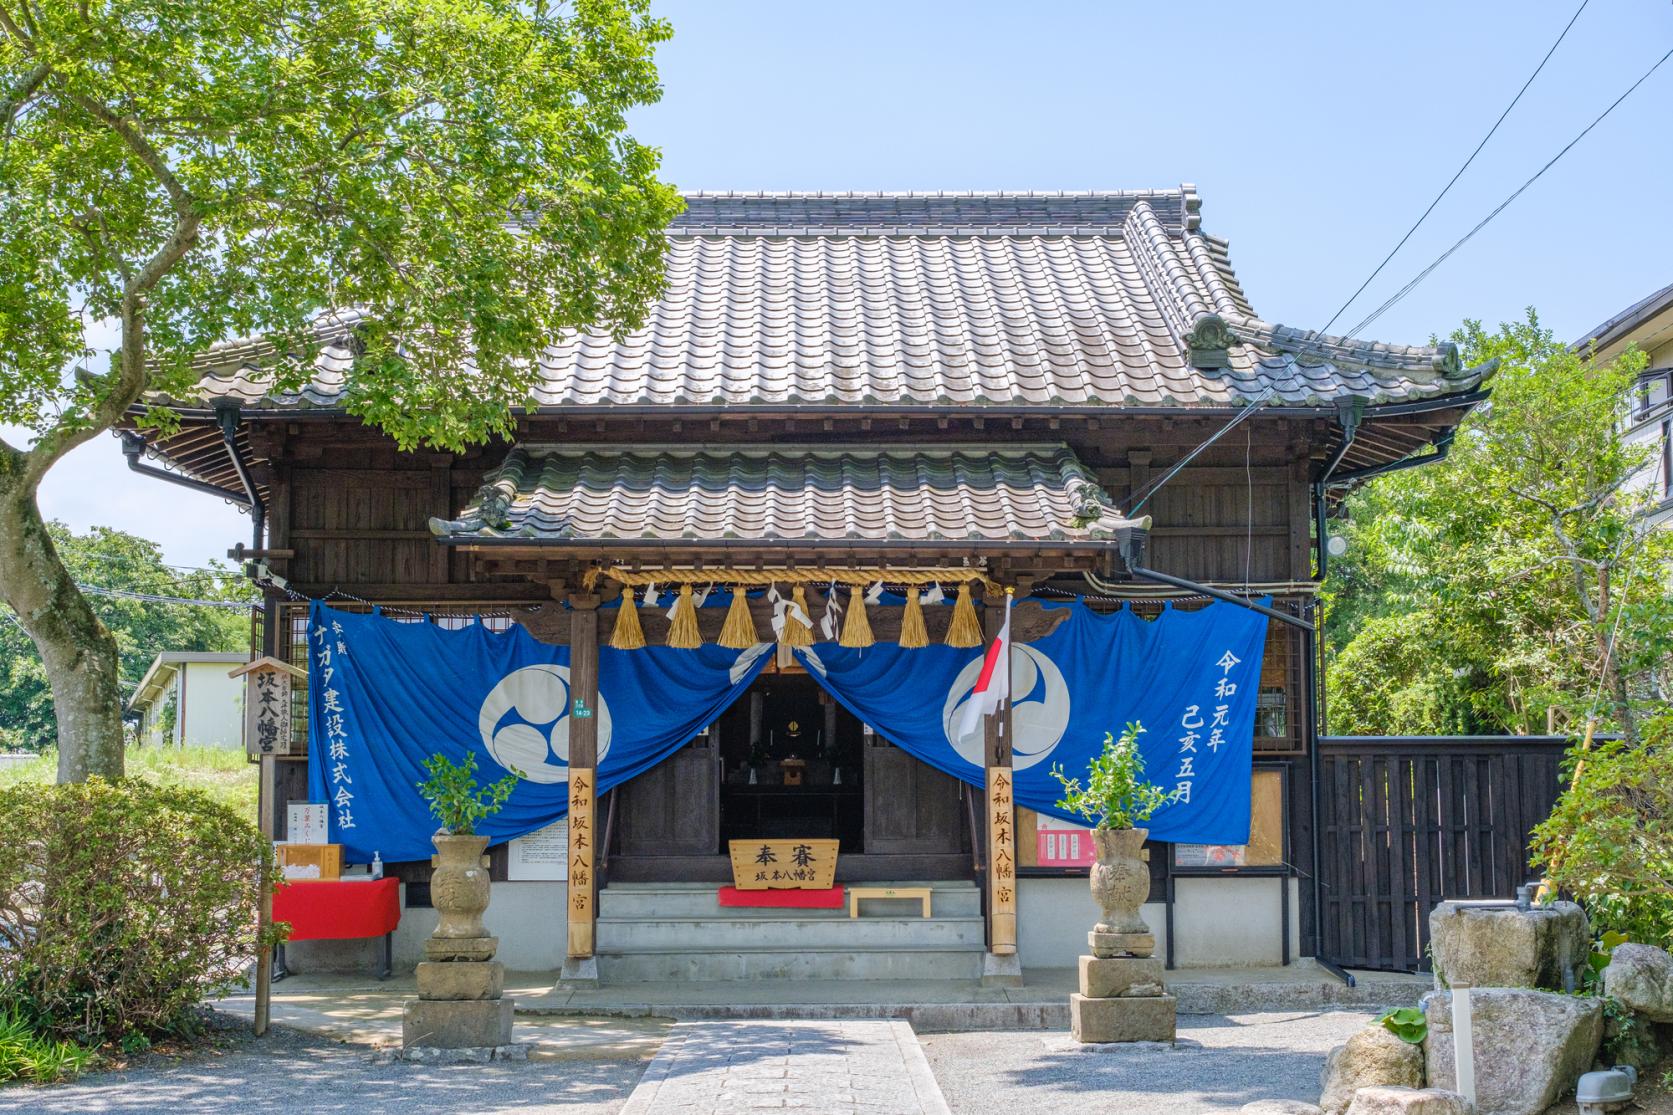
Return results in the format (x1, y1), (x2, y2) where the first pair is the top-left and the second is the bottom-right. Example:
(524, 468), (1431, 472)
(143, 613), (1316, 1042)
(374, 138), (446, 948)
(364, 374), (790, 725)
(126, 188), (1491, 982)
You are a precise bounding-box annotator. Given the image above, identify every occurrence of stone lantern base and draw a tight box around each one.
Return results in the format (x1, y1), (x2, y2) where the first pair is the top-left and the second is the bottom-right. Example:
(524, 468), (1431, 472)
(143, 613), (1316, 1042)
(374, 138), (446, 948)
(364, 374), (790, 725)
(1069, 955), (1176, 1043)
(402, 958), (514, 1050)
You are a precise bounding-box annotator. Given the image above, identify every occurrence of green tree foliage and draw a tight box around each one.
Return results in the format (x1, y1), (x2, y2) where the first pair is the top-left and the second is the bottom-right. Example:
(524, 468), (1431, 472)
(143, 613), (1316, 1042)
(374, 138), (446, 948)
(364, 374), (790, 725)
(1325, 311), (1673, 738)
(0, 1), (681, 780)
(0, 778), (282, 1045)
(1532, 714), (1673, 946)
(418, 751), (518, 835)
(1050, 722), (1170, 830)
(0, 524), (250, 752)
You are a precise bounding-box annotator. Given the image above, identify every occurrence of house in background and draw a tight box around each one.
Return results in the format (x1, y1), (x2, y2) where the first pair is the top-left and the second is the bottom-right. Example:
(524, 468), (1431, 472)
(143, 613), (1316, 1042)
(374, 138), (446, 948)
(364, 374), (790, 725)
(1575, 281), (1673, 530)
(129, 651), (249, 748)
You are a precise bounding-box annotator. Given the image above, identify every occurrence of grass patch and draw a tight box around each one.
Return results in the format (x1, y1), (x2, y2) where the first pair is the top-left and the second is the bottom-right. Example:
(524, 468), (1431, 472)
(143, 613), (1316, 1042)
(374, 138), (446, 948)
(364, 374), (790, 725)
(0, 1010), (95, 1085)
(0, 747), (257, 826)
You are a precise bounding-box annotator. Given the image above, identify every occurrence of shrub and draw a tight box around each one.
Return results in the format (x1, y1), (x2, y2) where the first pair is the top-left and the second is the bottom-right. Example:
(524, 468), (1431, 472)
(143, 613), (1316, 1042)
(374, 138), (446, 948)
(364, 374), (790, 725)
(1531, 713), (1673, 947)
(0, 1008), (94, 1084)
(1049, 722), (1170, 830)
(418, 752), (518, 835)
(0, 778), (282, 1045)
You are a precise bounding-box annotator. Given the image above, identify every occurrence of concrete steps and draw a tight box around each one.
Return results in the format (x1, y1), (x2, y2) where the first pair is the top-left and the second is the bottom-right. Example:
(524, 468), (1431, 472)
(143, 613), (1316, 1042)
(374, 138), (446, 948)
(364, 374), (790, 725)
(596, 881), (986, 983)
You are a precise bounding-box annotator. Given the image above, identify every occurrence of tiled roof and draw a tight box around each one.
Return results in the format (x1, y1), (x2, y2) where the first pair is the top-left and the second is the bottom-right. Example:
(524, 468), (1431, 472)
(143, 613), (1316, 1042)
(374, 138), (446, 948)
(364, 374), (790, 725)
(185, 187), (1489, 412)
(428, 443), (1140, 545)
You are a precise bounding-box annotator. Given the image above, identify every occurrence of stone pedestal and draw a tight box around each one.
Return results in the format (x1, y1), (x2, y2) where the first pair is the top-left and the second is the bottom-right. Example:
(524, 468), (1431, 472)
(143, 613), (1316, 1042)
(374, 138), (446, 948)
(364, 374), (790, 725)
(1089, 930), (1156, 958)
(402, 996), (514, 1050)
(406, 955), (516, 1049)
(1070, 992), (1177, 1043)
(1069, 954), (1176, 1043)
(417, 960), (504, 1001)
(1079, 955), (1164, 998)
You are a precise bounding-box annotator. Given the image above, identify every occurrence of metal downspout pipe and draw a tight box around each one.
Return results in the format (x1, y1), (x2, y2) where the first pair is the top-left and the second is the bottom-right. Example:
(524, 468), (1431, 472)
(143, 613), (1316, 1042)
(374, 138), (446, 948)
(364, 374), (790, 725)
(216, 405), (265, 553)
(1308, 400), (1361, 985)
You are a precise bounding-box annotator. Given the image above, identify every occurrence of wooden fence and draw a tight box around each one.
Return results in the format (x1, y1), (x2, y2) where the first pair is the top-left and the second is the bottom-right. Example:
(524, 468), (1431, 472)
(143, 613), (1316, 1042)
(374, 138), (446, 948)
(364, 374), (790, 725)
(1317, 736), (1569, 973)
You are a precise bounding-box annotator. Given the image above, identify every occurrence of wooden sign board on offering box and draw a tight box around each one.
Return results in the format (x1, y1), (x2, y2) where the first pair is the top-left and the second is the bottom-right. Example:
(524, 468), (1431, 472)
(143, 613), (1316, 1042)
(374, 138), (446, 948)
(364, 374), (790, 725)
(727, 838), (839, 890)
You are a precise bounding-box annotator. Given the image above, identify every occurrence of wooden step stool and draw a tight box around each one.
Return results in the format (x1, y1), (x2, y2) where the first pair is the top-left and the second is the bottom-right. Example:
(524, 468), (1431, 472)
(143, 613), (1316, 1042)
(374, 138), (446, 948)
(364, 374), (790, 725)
(848, 885), (933, 919)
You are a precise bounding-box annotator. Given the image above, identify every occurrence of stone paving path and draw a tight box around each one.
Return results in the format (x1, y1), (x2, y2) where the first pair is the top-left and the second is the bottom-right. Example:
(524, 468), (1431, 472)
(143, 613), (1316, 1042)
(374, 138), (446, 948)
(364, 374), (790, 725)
(620, 1020), (951, 1114)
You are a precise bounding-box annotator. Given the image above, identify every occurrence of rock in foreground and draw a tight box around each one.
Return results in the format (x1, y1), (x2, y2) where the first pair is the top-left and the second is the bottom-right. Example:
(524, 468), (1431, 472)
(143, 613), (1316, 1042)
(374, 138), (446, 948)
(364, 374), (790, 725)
(1421, 989), (1601, 1115)
(1319, 1024), (1425, 1115)
(1603, 943), (1673, 1023)
(1428, 900), (1588, 992)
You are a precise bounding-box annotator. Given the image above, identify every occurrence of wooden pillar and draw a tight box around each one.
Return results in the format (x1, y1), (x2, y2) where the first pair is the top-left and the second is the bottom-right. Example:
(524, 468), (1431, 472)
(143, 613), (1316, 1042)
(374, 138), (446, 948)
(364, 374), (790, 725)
(566, 595), (600, 961)
(984, 591), (1017, 956)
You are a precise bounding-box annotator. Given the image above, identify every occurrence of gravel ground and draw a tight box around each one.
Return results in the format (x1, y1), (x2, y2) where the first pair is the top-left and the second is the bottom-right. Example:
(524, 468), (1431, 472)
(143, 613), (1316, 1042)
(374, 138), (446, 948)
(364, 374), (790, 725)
(921, 1009), (1380, 1115)
(0, 1024), (648, 1115)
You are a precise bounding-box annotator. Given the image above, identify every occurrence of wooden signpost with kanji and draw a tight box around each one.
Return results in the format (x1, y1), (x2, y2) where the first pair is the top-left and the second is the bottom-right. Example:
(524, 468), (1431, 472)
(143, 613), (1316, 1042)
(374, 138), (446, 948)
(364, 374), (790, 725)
(567, 766), (595, 955)
(230, 656), (304, 760)
(987, 766), (1018, 954)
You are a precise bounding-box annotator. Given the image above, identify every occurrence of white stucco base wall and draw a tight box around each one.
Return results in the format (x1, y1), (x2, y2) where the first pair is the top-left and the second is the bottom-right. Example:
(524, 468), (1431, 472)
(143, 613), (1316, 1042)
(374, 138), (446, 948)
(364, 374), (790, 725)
(283, 881), (569, 974)
(287, 876), (1304, 975)
(1018, 875), (1302, 970)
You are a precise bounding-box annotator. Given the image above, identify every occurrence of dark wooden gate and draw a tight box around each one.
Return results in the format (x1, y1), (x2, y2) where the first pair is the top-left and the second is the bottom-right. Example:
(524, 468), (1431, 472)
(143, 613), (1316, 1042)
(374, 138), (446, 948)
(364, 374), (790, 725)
(1317, 736), (1567, 973)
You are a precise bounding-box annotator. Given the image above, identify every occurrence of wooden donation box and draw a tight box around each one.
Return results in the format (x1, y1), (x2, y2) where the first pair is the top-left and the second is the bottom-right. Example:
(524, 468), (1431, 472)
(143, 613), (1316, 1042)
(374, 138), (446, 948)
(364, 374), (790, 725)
(727, 838), (839, 890)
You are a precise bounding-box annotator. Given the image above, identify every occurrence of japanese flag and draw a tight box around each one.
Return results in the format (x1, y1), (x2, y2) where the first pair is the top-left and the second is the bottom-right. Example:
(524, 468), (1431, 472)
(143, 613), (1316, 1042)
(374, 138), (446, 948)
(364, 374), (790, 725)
(957, 593), (1011, 741)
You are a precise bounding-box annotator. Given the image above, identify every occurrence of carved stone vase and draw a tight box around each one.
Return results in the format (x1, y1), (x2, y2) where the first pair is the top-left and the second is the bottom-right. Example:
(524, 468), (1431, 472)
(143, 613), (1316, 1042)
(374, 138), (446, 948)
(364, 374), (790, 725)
(1088, 826), (1153, 957)
(430, 831), (492, 944)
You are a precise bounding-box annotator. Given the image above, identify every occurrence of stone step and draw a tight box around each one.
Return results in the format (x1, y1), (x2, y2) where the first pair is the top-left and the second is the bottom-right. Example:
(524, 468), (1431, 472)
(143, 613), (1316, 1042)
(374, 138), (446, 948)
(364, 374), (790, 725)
(596, 914), (987, 952)
(597, 881), (980, 920)
(595, 946), (987, 983)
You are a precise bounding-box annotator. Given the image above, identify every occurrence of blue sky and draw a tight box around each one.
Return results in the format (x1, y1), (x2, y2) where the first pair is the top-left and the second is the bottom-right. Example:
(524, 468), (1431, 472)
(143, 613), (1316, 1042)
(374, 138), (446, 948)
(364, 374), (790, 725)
(29, 0), (1673, 569)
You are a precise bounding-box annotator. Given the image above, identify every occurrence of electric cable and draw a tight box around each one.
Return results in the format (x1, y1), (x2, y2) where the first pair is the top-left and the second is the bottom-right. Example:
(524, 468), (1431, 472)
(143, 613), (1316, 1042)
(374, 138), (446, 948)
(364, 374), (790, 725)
(1345, 43), (1673, 339)
(1319, 0), (1591, 335)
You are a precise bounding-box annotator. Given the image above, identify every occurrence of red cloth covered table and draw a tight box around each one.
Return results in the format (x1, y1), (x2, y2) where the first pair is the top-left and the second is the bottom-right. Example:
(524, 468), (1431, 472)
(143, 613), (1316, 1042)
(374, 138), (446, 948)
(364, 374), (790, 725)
(272, 878), (400, 980)
(274, 877), (401, 940)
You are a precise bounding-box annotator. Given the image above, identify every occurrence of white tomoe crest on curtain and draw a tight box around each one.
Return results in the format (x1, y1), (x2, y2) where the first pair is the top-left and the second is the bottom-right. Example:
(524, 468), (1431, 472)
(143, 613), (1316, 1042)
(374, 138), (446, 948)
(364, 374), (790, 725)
(477, 664), (615, 783)
(941, 644), (1070, 770)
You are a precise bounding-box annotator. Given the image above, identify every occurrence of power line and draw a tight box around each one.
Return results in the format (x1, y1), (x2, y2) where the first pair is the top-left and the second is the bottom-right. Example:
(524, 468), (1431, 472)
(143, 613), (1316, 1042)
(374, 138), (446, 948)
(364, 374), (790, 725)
(1319, 0), (1590, 336)
(1345, 43), (1673, 340)
(78, 584), (257, 610)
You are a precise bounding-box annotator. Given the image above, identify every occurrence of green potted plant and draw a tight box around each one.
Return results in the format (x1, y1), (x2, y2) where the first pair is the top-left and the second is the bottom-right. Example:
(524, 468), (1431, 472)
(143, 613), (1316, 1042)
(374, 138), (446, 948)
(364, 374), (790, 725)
(417, 753), (519, 949)
(1051, 722), (1170, 957)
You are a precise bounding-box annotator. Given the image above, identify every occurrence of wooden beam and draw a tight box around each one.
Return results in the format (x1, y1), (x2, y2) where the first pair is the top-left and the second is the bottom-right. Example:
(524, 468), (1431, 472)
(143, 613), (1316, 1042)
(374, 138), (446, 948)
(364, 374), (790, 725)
(566, 596), (600, 961)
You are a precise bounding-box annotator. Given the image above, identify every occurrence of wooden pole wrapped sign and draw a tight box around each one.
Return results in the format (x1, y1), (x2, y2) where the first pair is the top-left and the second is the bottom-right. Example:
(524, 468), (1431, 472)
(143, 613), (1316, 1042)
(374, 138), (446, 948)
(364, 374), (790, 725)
(987, 767), (1018, 954)
(566, 595), (600, 961)
(230, 656), (305, 759)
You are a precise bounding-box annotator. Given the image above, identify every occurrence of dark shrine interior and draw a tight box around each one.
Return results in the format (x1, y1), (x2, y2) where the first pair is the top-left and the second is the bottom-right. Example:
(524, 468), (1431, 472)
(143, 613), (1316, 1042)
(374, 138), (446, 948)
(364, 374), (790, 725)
(716, 673), (866, 851)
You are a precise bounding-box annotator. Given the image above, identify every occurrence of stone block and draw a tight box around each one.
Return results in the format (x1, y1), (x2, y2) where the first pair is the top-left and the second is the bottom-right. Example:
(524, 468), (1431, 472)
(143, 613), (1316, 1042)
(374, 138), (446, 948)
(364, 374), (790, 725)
(981, 951), (1024, 989)
(1422, 988), (1602, 1115)
(1319, 1024), (1425, 1115)
(1603, 943), (1673, 1023)
(1069, 992), (1176, 1044)
(424, 935), (498, 963)
(416, 960), (503, 1001)
(1088, 930), (1155, 958)
(1079, 955), (1164, 999)
(1344, 1086), (1473, 1115)
(1240, 1103), (1323, 1115)
(1428, 900), (1588, 991)
(402, 996), (514, 1050)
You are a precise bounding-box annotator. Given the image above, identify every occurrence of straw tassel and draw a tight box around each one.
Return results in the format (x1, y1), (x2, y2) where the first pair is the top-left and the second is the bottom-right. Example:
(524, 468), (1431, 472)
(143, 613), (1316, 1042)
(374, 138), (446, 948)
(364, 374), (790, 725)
(945, 582), (983, 647)
(781, 586), (814, 647)
(666, 584), (701, 649)
(717, 586), (759, 649)
(609, 586), (646, 650)
(839, 585), (874, 647)
(898, 587), (928, 649)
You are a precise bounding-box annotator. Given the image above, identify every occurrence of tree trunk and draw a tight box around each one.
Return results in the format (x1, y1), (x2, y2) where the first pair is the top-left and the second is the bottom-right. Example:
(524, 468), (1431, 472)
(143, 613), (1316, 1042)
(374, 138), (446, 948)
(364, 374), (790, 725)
(0, 461), (126, 781)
